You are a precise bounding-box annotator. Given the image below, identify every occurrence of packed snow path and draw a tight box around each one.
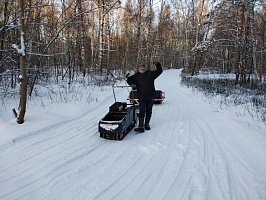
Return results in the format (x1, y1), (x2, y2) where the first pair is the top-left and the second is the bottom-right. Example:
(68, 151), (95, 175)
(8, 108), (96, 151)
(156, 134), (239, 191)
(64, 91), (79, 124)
(0, 69), (266, 200)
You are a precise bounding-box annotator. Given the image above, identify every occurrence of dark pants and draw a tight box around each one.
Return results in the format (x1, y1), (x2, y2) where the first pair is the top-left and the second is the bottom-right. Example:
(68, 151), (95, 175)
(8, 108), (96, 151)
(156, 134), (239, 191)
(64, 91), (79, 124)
(138, 95), (154, 118)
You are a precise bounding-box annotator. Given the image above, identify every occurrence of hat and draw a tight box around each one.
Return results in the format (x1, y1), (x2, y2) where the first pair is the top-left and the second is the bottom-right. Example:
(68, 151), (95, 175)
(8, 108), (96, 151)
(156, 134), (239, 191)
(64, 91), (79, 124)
(139, 63), (146, 67)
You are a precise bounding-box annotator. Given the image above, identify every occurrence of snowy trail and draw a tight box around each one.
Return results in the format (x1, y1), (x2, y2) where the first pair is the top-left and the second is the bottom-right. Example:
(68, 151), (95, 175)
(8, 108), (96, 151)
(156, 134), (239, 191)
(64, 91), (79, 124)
(0, 69), (266, 200)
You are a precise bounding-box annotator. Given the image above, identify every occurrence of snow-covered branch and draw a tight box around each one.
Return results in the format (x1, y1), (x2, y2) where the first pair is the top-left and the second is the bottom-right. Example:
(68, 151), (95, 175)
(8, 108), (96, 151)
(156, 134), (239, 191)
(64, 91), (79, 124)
(12, 31), (26, 56)
(191, 40), (212, 54)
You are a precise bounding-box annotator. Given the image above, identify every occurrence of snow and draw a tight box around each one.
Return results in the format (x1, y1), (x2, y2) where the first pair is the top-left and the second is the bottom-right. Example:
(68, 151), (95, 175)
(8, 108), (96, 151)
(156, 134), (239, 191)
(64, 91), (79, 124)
(12, 31), (26, 56)
(99, 123), (119, 131)
(0, 69), (266, 200)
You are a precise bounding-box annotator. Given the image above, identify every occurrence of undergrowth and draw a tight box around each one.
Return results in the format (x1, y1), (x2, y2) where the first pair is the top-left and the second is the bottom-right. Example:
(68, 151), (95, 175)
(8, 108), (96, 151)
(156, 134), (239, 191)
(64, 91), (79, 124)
(181, 75), (266, 125)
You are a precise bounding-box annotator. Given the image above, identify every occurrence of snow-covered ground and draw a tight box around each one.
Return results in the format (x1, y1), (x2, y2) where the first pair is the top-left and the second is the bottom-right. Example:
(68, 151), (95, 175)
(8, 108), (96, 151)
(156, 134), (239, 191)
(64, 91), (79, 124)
(0, 69), (266, 200)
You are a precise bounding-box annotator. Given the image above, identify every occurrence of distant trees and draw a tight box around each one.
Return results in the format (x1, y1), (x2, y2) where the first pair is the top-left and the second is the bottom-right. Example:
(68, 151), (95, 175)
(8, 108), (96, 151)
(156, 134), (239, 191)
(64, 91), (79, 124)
(189, 0), (265, 85)
(0, 0), (265, 123)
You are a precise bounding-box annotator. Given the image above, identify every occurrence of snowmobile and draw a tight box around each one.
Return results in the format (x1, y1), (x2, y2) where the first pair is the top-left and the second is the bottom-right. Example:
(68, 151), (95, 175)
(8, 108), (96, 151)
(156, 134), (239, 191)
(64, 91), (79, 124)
(127, 89), (165, 105)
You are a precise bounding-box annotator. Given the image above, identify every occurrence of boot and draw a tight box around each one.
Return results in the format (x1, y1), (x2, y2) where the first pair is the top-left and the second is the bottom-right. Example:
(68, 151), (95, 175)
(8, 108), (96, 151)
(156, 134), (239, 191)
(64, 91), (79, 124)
(145, 116), (151, 130)
(134, 117), (144, 133)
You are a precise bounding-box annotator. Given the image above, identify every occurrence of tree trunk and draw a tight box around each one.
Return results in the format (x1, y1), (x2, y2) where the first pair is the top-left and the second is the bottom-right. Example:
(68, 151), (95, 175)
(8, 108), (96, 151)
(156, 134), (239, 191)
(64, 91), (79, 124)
(249, 0), (259, 85)
(0, 0), (9, 63)
(17, 0), (27, 124)
(98, 0), (105, 74)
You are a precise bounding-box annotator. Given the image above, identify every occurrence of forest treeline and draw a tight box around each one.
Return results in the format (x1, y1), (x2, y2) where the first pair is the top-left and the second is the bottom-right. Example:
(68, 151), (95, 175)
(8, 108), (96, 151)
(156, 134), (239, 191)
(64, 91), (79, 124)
(0, 0), (265, 123)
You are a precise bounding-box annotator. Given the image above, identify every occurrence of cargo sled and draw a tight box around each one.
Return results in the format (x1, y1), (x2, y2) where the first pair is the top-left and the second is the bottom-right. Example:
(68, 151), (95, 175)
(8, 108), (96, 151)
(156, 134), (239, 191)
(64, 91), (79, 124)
(99, 102), (138, 140)
(128, 90), (165, 105)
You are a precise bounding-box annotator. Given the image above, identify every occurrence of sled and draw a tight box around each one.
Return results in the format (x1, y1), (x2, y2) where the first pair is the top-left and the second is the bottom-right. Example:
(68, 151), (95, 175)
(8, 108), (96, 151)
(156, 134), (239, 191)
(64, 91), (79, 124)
(128, 90), (165, 105)
(99, 102), (138, 140)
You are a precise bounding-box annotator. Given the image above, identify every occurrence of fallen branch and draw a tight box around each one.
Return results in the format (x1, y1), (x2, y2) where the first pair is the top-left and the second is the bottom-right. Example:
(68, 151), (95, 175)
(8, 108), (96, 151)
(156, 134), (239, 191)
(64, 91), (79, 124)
(12, 108), (17, 118)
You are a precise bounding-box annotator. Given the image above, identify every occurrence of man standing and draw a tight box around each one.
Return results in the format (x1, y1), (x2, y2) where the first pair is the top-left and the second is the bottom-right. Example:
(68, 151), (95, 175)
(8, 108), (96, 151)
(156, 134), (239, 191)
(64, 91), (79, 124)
(127, 62), (163, 133)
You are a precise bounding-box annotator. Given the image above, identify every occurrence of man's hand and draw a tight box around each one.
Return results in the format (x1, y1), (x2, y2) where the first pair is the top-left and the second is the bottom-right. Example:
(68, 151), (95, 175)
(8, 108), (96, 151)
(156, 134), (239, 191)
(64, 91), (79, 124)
(131, 84), (137, 90)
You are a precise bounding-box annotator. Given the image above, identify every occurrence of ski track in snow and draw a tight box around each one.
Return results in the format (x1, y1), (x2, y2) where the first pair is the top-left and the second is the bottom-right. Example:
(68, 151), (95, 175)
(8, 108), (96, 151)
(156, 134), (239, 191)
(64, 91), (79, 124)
(0, 69), (266, 200)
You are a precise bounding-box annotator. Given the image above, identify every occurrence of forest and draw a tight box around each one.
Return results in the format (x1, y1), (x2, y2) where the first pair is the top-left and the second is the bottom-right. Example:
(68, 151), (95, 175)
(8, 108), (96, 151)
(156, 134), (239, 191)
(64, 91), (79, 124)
(0, 0), (265, 123)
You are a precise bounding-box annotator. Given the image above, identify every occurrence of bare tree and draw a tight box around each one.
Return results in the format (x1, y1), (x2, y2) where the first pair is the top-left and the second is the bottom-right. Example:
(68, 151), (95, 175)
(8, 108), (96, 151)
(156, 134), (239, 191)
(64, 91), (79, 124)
(12, 0), (27, 124)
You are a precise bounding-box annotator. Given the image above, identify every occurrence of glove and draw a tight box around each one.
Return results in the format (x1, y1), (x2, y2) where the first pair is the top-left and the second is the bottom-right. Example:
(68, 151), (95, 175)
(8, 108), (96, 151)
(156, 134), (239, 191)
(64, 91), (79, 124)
(130, 84), (137, 90)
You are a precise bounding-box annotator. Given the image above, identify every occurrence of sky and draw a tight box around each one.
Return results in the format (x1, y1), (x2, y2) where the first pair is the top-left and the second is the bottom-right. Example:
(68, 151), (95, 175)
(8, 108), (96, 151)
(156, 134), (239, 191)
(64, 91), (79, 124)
(0, 69), (266, 200)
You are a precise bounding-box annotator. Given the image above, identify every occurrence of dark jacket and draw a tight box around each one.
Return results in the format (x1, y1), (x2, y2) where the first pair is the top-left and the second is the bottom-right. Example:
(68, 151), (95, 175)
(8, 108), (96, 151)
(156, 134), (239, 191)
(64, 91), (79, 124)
(127, 62), (163, 98)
